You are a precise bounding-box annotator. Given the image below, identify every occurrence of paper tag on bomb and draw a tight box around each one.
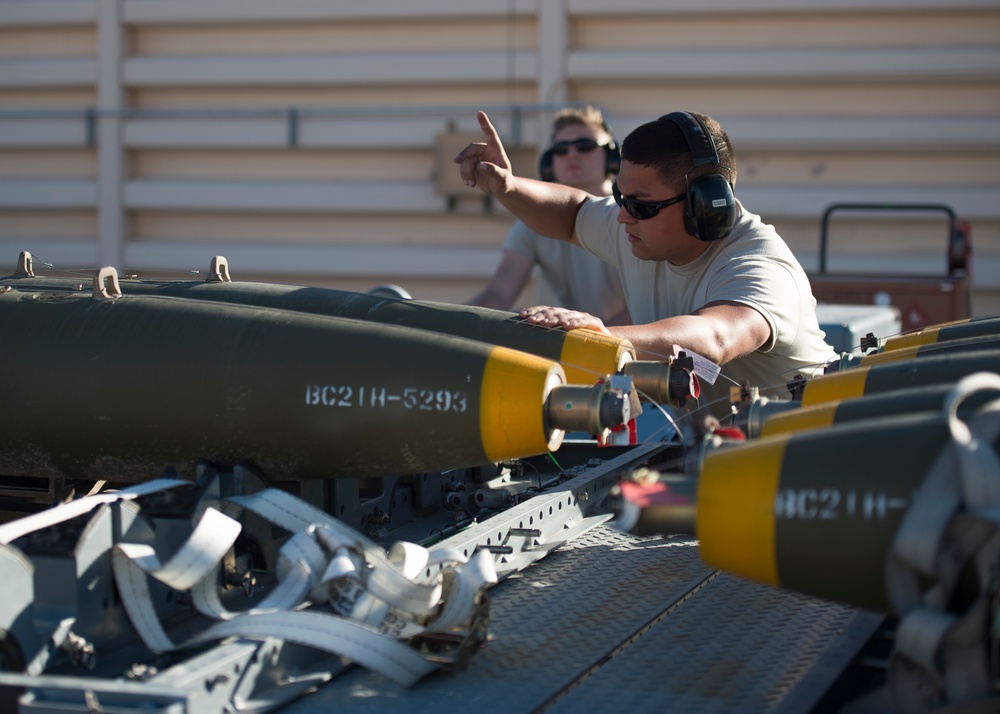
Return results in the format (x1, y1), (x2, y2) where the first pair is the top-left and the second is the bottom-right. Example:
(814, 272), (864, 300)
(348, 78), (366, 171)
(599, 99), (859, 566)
(672, 345), (720, 385)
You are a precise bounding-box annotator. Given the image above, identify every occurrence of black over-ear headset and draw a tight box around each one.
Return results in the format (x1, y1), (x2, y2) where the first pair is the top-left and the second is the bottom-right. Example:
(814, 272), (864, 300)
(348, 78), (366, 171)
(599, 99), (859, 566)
(659, 111), (736, 242)
(538, 119), (621, 182)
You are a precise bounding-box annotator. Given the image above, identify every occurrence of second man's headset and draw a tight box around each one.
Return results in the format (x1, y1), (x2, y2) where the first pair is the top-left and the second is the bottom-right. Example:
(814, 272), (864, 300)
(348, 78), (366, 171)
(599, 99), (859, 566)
(659, 111), (737, 242)
(538, 118), (621, 183)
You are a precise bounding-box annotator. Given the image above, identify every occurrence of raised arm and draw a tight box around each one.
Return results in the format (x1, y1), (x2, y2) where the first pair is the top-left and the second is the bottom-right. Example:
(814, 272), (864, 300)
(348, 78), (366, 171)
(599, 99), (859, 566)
(454, 111), (591, 245)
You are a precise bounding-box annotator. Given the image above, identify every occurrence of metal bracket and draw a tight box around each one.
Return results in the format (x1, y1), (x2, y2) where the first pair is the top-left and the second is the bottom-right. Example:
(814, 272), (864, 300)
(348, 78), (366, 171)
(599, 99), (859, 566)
(207, 256), (232, 283)
(14, 251), (34, 278)
(92, 267), (122, 301)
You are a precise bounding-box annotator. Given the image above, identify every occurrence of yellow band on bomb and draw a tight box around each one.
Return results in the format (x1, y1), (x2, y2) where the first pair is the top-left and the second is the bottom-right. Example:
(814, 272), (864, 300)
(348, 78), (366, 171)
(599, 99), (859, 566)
(480, 346), (565, 461)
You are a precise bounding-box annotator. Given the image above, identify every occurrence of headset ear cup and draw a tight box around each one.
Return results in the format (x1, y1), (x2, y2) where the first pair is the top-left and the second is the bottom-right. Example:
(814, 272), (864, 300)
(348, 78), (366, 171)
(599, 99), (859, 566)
(683, 193), (700, 240)
(538, 149), (555, 182)
(686, 176), (737, 242)
(605, 140), (621, 175)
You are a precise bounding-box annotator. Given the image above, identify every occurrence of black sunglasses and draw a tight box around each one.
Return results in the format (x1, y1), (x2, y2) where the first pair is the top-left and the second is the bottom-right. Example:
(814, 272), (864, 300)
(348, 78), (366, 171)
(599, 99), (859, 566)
(612, 180), (686, 221)
(549, 138), (603, 155)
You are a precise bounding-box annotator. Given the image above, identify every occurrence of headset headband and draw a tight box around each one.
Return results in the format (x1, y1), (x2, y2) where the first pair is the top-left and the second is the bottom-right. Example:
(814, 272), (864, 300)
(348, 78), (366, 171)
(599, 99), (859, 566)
(659, 111), (719, 168)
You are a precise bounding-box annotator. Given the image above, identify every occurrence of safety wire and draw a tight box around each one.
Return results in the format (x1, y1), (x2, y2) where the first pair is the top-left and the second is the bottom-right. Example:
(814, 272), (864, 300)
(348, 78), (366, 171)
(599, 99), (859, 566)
(542, 312), (999, 485)
(1, 253), (208, 280)
(506, 311), (1000, 481)
(15, 255), (993, 470)
(510, 315), (749, 445)
(17, 255), (972, 436)
(714, 317), (1000, 439)
(740, 314), (930, 400)
(702, 312), (987, 425)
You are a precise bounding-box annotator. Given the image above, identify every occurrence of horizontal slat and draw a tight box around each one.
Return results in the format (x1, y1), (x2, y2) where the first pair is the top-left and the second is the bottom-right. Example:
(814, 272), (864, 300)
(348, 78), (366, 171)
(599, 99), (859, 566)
(726, 116), (1000, 151)
(4, 238), (995, 290)
(569, 0), (999, 13)
(123, 52), (536, 87)
(613, 116), (1000, 152)
(0, 179), (97, 208)
(121, 0), (538, 24)
(0, 1), (97, 27)
(122, 179), (447, 213)
(122, 114), (1000, 151)
(2, 51), (994, 92)
(121, 116), (476, 149)
(2, 0), (985, 29)
(123, 118), (290, 149)
(0, 58), (95, 88)
(805, 255), (1000, 291)
(123, 242), (502, 279)
(4, 112), (998, 152)
(0, 241), (98, 271)
(739, 185), (999, 222)
(569, 47), (1000, 82)
(115, 0), (997, 25)
(4, 177), (993, 223)
(0, 118), (91, 148)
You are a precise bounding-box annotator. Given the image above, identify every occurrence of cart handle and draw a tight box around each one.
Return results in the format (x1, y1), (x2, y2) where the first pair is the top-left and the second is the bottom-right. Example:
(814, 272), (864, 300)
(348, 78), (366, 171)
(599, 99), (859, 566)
(818, 203), (958, 275)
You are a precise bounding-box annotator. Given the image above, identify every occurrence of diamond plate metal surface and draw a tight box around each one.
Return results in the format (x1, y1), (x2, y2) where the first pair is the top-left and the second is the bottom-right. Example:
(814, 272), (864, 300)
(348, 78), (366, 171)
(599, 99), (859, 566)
(277, 523), (883, 714)
(546, 569), (882, 714)
(279, 526), (714, 713)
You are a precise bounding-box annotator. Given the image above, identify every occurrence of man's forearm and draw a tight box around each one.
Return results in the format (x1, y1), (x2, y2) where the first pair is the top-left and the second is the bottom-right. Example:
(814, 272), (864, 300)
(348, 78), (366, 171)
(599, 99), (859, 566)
(609, 307), (770, 365)
(494, 177), (590, 244)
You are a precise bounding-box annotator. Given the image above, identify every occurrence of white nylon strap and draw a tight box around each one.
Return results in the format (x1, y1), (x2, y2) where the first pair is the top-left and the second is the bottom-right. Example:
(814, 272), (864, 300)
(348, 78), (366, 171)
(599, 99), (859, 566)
(127, 507), (241, 591)
(110, 485), (496, 687)
(190, 527), (326, 620)
(228, 489), (381, 557)
(890, 446), (960, 577)
(0, 479), (186, 545)
(364, 541), (443, 618)
(941, 595), (994, 702)
(894, 607), (956, 686)
(112, 546), (175, 654)
(424, 549), (497, 634)
(310, 526), (442, 621)
(228, 490), (491, 621)
(319, 548), (498, 640)
(322, 548), (359, 580)
(184, 610), (436, 688)
(944, 374), (1000, 508)
(113, 507), (242, 653)
(888, 375), (1000, 605)
(232, 489), (498, 638)
(883, 373), (1000, 704)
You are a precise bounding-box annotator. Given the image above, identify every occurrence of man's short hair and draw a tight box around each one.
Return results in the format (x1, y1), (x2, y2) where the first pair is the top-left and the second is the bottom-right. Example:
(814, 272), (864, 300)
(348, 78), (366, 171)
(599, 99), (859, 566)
(621, 111), (737, 189)
(550, 105), (612, 144)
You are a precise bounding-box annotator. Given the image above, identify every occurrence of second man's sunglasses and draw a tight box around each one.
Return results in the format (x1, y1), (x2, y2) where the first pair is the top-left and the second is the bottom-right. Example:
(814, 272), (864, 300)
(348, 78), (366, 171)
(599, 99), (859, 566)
(549, 138), (604, 155)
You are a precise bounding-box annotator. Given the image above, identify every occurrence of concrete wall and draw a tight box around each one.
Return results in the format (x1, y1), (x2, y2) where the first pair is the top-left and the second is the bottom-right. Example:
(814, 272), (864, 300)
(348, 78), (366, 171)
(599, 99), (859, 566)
(1, 0), (998, 315)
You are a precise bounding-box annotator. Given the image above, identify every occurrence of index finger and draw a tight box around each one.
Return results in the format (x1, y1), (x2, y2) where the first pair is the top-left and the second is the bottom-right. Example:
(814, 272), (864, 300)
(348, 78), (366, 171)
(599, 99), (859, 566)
(476, 111), (501, 147)
(452, 111), (500, 164)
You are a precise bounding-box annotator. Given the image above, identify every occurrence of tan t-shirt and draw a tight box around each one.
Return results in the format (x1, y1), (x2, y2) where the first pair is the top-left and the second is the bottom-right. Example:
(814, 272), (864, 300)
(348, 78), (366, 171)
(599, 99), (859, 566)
(576, 197), (836, 413)
(504, 219), (627, 323)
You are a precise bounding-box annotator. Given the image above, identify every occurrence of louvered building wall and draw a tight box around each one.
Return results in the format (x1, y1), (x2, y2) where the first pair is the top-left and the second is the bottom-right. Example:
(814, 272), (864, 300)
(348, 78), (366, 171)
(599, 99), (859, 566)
(1, 0), (997, 314)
